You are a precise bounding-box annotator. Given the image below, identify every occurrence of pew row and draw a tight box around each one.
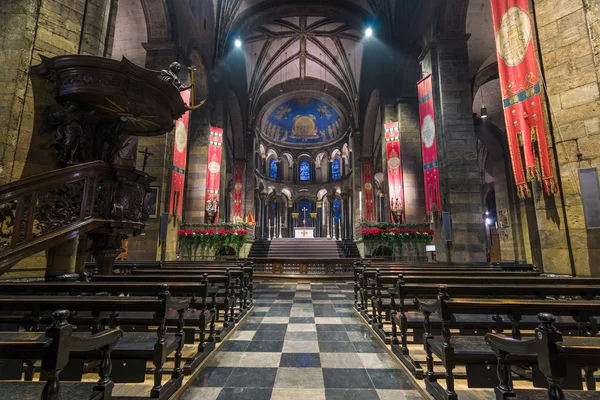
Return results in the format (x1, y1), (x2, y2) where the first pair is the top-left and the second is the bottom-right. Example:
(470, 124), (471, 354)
(417, 287), (600, 400)
(0, 310), (122, 400)
(0, 286), (188, 399)
(0, 280), (216, 375)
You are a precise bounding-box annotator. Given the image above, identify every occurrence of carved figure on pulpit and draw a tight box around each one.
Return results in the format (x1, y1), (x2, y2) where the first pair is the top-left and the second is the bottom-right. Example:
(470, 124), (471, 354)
(43, 102), (87, 167)
(158, 62), (192, 92)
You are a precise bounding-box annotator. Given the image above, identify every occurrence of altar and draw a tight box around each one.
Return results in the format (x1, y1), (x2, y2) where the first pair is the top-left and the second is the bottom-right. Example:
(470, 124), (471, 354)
(294, 227), (315, 238)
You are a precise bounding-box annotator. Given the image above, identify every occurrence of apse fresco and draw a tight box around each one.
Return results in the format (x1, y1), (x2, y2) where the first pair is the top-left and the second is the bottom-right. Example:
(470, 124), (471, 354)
(264, 97), (344, 145)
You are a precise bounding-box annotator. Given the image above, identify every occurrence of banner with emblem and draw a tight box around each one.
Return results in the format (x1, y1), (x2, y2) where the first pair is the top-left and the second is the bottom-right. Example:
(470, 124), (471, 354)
(205, 126), (223, 223)
(384, 122), (404, 221)
(169, 91), (190, 217)
(490, 0), (557, 197)
(233, 161), (244, 219)
(362, 161), (375, 221)
(417, 75), (442, 214)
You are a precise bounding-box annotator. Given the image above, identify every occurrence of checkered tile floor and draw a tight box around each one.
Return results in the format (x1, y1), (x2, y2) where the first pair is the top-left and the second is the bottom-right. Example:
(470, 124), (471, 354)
(181, 281), (423, 400)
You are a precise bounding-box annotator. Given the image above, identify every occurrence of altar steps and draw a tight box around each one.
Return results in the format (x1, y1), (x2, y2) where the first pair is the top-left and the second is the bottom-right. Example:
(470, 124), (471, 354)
(248, 239), (360, 259)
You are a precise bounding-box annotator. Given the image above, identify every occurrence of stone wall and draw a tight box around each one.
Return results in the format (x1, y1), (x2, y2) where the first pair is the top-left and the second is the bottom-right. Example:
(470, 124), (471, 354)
(533, 0), (600, 275)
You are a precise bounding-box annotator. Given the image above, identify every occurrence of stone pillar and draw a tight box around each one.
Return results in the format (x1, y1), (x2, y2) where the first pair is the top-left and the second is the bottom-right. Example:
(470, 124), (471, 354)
(351, 132), (363, 239)
(328, 158), (333, 181)
(185, 105), (211, 223)
(292, 162), (298, 183)
(259, 193), (266, 240)
(342, 154), (347, 176)
(397, 99), (425, 222)
(45, 237), (79, 280)
(316, 201), (322, 237)
(420, 36), (486, 262)
(288, 201), (293, 238)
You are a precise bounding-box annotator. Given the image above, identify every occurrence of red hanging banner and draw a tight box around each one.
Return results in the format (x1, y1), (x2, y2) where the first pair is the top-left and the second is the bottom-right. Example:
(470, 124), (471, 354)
(489, 0), (557, 197)
(233, 161), (244, 219)
(384, 122), (404, 221)
(205, 126), (223, 223)
(417, 75), (442, 214)
(169, 91), (190, 217)
(362, 161), (375, 221)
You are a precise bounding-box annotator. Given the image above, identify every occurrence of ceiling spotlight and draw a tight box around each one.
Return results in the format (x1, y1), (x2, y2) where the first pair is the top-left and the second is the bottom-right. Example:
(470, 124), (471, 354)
(365, 27), (373, 37)
(234, 38), (242, 48)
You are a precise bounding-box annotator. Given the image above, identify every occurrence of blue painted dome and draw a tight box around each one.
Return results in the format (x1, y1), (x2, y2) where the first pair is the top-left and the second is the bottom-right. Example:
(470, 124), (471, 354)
(263, 97), (345, 145)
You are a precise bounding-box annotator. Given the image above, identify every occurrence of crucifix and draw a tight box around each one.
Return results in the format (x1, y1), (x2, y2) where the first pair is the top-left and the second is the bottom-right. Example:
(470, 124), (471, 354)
(138, 147), (154, 172)
(301, 207), (308, 227)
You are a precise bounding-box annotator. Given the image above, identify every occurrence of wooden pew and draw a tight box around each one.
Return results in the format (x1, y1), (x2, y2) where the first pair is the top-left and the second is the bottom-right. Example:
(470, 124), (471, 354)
(355, 268), (540, 324)
(0, 286), (188, 400)
(0, 309), (122, 400)
(126, 267), (253, 312)
(0, 280), (215, 375)
(388, 277), (600, 378)
(486, 313), (600, 400)
(90, 273), (242, 340)
(417, 287), (600, 400)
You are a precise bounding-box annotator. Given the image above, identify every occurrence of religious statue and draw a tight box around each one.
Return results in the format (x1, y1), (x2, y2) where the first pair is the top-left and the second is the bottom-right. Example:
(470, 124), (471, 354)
(391, 197), (403, 224)
(43, 102), (87, 167)
(206, 195), (219, 224)
(158, 62), (192, 92)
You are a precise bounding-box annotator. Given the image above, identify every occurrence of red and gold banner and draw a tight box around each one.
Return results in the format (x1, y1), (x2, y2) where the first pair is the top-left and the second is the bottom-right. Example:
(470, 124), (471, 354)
(233, 161), (244, 219)
(362, 161), (375, 221)
(417, 75), (442, 214)
(384, 121), (404, 220)
(169, 90), (190, 217)
(205, 126), (223, 222)
(490, 0), (557, 197)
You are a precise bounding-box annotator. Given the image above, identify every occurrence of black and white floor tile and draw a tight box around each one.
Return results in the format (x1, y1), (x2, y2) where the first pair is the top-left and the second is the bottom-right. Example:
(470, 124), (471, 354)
(181, 281), (423, 400)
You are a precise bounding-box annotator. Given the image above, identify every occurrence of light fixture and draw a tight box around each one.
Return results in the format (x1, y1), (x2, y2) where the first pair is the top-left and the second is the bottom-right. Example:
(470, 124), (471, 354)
(365, 27), (373, 37)
(485, 217), (492, 226)
(234, 38), (242, 48)
(480, 88), (488, 119)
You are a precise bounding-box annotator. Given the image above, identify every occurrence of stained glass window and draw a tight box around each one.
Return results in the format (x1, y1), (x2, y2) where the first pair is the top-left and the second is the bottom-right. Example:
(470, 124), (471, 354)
(333, 200), (341, 222)
(300, 161), (310, 181)
(269, 159), (278, 179)
(332, 159), (341, 179)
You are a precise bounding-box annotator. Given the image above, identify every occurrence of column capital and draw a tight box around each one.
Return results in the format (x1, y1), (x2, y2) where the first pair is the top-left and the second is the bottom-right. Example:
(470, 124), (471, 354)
(419, 34), (471, 61)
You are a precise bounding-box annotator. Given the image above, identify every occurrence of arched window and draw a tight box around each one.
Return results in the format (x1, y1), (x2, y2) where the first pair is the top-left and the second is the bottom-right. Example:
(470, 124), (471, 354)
(269, 159), (278, 179)
(333, 200), (341, 222)
(299, 161), (310, 181)
(331, 159), (341, 179)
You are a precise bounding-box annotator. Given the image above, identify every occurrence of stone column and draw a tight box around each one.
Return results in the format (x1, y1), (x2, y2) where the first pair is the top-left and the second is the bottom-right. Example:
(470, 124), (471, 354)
(292, 162), (298, 183)
(397, 99), (426, 222)
(316, 201), (322, 237)
(259, 193), (266, 240)
(288, 200), (293, 238)
(420, 36), (486, 262)
(328, 158), (333, 181)
(342, 154), (347, 176)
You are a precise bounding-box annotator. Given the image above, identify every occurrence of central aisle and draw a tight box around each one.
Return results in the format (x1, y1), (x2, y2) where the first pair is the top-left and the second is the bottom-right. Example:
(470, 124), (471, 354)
(181, 280), (422, 399)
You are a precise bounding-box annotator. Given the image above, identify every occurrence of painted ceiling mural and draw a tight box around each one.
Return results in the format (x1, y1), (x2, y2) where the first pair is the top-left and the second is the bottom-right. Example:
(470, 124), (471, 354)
(263, 97), (345, 145)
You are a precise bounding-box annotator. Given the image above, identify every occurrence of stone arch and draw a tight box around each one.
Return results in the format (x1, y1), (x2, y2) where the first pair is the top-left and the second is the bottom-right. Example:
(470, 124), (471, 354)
(139, 0), (173, 41)
(437, 0), (470, 35)
(111, 0), (148, 67)
(315, 151), (329, 183)
(362, 89), (380, 157)
(280, 152), (294, 182)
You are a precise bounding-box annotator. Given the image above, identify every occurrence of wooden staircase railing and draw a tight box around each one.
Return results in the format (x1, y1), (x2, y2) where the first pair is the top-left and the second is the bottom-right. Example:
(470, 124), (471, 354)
(0, 161), (151, 274)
